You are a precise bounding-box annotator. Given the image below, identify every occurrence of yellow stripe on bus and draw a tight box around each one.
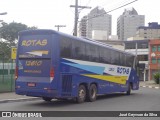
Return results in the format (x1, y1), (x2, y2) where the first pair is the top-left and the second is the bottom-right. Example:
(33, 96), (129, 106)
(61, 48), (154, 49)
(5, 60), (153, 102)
(82, 74), (128, 85)
(32, 50), (49, 55)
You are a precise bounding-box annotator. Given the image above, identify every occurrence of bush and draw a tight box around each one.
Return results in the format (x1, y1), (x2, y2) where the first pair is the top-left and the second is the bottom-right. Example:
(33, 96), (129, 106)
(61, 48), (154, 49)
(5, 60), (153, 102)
(153, 73), (160, 84)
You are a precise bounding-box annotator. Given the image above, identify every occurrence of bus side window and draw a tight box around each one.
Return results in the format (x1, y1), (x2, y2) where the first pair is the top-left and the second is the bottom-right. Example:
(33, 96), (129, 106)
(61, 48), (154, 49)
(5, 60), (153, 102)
(85, 44), (99, 62)
(124, 54), (134, 67)
(120, 53), (126, 66)
(60, 38), (72, 58)
(99, 47), (111, 64)
(110, 51), (120, 65)
(72, 40), (86, 60)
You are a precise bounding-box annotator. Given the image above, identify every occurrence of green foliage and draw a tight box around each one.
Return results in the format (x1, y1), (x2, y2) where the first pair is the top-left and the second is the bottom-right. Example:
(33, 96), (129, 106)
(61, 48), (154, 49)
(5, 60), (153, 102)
(0, 21), (37, 61)
(153, 72), (160, 84)
(0, 41), (11, 61)
(0, 21), (37, 46)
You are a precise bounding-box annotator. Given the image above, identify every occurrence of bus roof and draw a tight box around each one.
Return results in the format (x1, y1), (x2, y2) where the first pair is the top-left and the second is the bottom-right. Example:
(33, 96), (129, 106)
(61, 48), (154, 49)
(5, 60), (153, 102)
(19, 29), (136, 57)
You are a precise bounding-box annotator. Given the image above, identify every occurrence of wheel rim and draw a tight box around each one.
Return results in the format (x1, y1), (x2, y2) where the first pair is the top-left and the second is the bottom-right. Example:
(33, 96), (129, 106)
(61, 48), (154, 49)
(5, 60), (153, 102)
(79, 89), (85, 99)
(91, 88), (96, 99)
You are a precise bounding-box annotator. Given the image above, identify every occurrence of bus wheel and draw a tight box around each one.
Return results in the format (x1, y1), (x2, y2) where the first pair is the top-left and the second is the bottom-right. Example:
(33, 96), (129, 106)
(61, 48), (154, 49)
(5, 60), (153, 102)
(88, 84), (97, 102)
(126, 83), (132, 95)
(42, 97), (52, 102)
(77, 85), (86, 103)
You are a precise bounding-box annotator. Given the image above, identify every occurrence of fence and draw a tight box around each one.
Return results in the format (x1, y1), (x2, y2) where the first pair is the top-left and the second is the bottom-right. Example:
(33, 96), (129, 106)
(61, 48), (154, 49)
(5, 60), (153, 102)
(0, 62), (15, 93)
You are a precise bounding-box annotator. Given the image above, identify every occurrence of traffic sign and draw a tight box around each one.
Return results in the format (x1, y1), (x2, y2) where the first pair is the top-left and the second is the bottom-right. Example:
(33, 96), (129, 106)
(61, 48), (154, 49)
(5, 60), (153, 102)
(11, 47), (17, 59)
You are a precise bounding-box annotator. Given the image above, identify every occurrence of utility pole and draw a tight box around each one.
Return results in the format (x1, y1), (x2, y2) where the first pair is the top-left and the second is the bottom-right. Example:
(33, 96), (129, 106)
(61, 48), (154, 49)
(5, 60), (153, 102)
(70, 0), (91, 36)
(55, 25), (66, 31)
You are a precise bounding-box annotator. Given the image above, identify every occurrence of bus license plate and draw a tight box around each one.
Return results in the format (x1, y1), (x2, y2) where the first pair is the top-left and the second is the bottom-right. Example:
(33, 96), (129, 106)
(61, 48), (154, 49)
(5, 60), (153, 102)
(27, 82), (36, 87)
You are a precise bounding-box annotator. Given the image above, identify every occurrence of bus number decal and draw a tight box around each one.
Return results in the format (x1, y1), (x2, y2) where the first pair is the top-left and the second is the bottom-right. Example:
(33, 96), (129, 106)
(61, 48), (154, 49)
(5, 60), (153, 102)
(25, 60), (42, 66)
(109, 68), (114, 72)
(117, 67), (129, 75)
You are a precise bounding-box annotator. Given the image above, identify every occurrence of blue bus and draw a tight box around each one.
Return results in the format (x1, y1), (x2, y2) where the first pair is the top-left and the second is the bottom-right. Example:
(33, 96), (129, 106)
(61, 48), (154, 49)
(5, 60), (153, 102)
(15, 29), (139, 103)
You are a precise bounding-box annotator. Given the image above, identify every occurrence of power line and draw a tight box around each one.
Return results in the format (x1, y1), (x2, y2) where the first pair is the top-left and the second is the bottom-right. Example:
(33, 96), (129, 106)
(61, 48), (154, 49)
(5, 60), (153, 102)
(101, 0), (132, 12)
(100, 0), (131, 8)
(85, 0), (138, 21)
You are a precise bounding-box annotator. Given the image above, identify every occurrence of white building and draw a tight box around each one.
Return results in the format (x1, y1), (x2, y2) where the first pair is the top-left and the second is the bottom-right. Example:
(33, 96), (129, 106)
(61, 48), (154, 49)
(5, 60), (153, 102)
(117, 8), (145, 41)
(109, 35), (118, 41)
(92, 30), (108, 40)
(79, 7), (112, 39)
(78, 16), (87, 37)
(136, 22), (160, 39)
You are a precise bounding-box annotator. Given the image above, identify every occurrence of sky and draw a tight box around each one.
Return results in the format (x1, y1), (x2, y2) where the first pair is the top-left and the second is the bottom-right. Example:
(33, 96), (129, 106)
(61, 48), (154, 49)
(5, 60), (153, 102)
(0, 0), (159, 35)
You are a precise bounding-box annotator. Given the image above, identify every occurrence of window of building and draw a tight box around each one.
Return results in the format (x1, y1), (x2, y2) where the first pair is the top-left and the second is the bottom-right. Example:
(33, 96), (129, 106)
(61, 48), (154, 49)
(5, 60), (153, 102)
(152, 46), (157, 52)
(158, 58), (160, 64)
(151, 58), (157, 64)
(125, 43), (136, 49)
(158, 46), (160, 51)
(138, 43), (148, 49)
(138, 55), (148, 61)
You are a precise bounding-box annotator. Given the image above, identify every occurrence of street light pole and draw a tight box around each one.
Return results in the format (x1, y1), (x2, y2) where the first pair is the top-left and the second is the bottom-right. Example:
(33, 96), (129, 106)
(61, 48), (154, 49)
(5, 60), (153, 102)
(0, 12), (7, 15)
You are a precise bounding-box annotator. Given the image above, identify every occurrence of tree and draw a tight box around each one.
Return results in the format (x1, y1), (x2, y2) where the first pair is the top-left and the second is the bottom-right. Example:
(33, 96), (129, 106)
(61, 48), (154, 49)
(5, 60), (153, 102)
(0, 22), (37, 46)
(0, 21), (37, 61)
(0, 41), (10, 62)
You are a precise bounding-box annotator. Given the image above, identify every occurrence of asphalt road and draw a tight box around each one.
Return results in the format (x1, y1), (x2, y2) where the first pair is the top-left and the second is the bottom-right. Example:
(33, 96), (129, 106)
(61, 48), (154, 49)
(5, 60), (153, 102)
(0, 87), (160, 120)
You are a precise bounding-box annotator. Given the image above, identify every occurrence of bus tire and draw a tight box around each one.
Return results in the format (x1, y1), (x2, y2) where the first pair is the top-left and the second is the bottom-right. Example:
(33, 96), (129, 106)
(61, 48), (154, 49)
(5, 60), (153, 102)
(42, 97), (52, 102)
(87, 84), (97, 102)
(126, 83), (131, 95)
(76, 85), (86, 103)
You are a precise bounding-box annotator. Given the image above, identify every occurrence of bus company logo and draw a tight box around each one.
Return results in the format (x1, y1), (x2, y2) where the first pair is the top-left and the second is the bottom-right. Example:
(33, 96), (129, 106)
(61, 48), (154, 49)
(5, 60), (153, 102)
(2, 112), (11, 117)
(21, 39), (47, 46)
(117, 67), (129, 75)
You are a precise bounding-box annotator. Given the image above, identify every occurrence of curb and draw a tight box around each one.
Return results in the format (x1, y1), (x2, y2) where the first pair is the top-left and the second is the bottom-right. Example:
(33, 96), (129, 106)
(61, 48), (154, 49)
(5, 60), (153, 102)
(0, 97), (41, 104)
(140, 85), (160, 89)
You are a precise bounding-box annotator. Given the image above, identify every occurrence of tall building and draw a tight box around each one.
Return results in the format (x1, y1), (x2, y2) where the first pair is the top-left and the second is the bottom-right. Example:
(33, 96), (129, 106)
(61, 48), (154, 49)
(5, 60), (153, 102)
(78, 16), (87, 37)
(117, 8), (145, 41)
(79, 7), (112, 39)
(136, 22), (160, 39)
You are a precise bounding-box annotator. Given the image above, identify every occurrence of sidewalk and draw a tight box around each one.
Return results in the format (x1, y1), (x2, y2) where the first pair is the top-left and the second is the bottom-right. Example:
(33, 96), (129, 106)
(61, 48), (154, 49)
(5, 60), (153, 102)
(139, 80), (160, 89)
